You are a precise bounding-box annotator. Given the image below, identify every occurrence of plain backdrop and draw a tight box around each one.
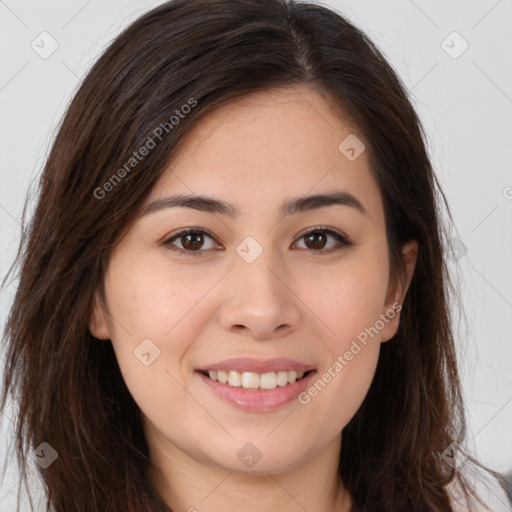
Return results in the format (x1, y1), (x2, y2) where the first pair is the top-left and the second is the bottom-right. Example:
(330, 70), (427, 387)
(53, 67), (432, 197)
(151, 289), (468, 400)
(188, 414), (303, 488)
(1, 0), (511, 509)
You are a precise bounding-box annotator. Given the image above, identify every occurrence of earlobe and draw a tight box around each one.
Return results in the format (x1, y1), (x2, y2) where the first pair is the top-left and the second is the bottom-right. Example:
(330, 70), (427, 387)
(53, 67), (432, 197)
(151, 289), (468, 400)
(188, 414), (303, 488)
(89, 290), (111, 340)
(380, 240), (418, 343)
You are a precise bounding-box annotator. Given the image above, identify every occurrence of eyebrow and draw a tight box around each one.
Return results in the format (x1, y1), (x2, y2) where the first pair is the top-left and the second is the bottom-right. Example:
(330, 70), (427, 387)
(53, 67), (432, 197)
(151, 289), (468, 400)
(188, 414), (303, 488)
(140, 190), (369, 218)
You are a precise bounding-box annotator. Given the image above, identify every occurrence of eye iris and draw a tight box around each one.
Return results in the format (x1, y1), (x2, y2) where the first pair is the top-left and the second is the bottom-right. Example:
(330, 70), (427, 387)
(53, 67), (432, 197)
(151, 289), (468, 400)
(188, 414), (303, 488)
(182, 233), (203, 250)
(305, 232), (326, 250)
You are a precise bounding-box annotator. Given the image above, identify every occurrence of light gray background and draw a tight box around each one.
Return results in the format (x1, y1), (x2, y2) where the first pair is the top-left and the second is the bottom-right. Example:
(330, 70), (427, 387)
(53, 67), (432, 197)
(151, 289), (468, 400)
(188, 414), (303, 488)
(1, 0), (511, 509)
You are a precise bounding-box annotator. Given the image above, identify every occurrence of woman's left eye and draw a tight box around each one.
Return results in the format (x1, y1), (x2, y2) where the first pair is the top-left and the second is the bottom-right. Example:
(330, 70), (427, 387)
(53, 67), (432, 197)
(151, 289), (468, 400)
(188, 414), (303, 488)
(294, 228), (352, 253)
(162, 227), (352, 256)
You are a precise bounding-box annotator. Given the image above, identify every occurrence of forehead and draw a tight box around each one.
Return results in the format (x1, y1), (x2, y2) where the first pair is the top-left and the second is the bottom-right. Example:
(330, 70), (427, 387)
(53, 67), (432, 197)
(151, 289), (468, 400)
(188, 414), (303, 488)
(170, 85), (357, 169)
(145, 86), (383, 222)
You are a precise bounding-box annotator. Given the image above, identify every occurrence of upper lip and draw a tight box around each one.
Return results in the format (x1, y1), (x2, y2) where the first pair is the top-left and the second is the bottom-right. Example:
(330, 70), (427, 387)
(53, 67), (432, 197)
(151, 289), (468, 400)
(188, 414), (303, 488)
(198, 357), (315, 373)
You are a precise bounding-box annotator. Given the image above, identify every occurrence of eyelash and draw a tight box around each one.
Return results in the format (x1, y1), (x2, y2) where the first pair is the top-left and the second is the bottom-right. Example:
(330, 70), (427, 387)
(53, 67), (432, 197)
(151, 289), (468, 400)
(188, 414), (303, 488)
(162, 226), (353, 257)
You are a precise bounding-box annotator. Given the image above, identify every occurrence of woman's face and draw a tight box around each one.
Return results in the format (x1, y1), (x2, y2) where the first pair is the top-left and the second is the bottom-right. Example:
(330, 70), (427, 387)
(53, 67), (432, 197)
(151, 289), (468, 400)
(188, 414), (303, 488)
(90, 85), (417, 475)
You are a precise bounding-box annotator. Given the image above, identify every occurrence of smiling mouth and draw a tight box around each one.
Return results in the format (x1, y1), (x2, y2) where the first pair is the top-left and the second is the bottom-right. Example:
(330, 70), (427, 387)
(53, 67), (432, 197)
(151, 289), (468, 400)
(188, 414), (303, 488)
(197, 369), (314, 391)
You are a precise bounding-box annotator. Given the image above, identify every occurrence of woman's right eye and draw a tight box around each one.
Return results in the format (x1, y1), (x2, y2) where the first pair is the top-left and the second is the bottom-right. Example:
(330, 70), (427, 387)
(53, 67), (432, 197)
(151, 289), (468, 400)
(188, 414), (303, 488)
(162, 228), (220, 256)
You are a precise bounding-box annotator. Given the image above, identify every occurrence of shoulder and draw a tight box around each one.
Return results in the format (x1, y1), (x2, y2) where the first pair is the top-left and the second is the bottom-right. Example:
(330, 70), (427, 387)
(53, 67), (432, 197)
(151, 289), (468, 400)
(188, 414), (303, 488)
(446, 465), (512, 512)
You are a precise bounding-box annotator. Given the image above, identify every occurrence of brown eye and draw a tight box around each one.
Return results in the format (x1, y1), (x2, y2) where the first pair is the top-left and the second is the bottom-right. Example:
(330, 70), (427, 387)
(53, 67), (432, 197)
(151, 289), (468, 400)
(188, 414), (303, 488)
(163, 226), (352, 257)
(295, 228), (352, 253)
(181, 232), (205, 251)
(163, 228), (219, 256)
(304, 231), (328, 250)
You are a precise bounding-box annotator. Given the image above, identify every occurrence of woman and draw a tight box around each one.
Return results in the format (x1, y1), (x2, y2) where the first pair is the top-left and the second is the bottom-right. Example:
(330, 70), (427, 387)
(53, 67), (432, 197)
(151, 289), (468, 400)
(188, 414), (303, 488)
(1, 0), (510, 510)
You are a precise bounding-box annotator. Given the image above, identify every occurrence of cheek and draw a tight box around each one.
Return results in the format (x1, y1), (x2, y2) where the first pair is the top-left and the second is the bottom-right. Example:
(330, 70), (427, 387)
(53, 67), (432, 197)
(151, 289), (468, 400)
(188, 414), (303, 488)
(293, 252), (387, 428)
(101, 261), (199, 424)
(303, 253), (390, 349)
(102, 255), (225, 417)
(298, 322), (381, 439)
(310, 344), (380, 441)
(104, 253), (213, 349)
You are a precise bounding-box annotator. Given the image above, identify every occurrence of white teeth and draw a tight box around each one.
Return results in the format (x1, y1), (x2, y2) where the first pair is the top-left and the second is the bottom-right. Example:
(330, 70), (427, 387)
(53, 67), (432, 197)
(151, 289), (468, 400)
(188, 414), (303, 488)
(228, 371), (242, 387)
(204, 369), (308, 390)
(276, 370), (288, 387)
(241, 372), (260, 389)
(260, 372), (277, 390)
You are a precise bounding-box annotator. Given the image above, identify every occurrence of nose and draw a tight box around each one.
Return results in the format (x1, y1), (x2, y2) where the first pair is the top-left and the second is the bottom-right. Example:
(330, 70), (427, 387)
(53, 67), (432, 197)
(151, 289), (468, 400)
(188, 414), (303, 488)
(217, 245), (302, 340)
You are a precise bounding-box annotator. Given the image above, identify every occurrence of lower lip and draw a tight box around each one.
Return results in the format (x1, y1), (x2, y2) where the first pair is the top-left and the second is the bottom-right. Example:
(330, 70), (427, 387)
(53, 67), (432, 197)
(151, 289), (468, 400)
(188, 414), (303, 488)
(197, 371), (316, 412)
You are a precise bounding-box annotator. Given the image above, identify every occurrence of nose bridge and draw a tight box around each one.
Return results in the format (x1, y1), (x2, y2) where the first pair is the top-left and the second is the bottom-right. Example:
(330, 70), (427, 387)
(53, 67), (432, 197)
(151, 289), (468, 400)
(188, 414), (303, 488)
(218, 235), (301, 337)
(233, 235), (285, 302)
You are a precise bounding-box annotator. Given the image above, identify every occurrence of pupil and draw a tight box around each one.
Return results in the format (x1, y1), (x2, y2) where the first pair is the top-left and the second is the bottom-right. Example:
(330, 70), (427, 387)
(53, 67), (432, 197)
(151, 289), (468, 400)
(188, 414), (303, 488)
(307, 232), (325, 250)
(183, 233), (202, 250)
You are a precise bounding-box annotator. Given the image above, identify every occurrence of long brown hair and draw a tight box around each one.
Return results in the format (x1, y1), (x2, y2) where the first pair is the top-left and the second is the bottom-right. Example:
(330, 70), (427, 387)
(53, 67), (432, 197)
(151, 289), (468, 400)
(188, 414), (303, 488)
(1, 0), (505, 510)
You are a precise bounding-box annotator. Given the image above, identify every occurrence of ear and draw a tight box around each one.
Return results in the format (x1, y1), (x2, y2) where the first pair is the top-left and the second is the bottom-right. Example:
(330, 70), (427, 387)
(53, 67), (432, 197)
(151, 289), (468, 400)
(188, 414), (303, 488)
(89, 289), (111, 340)
(379, 240), (418, 343)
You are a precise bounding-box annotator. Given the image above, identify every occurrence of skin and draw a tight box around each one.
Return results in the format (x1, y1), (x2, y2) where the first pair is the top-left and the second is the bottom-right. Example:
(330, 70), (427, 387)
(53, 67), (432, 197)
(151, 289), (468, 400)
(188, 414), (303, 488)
(89, 85), (418, 512)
